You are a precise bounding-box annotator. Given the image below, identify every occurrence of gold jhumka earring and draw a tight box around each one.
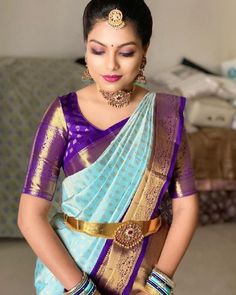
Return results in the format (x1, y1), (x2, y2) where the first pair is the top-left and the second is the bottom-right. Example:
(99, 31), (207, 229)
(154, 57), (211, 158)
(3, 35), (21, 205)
(135, 56), (147, 84)
(82, 65), (93, 82)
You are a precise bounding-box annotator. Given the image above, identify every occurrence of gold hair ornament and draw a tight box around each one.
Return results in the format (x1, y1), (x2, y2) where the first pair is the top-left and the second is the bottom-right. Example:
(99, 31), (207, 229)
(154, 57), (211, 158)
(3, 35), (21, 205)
(108, 9), (126, 29)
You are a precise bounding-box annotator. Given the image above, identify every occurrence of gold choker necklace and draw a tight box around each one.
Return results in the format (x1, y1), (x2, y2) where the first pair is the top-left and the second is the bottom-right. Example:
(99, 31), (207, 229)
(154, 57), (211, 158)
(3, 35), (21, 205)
(98, 86), (135, 108)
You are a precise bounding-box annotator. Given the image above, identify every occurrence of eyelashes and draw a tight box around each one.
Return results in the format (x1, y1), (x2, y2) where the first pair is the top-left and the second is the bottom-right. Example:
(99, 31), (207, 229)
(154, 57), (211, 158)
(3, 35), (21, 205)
(121, 52), (135, 57)
(91, 49), (104, 55)
(91, 48), (135, 57)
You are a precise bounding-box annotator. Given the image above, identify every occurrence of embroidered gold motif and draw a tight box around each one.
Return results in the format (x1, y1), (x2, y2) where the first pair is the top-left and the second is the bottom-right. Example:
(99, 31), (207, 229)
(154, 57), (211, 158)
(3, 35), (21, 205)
(114, 221), (144, 249)
(117, 245), (140, 290)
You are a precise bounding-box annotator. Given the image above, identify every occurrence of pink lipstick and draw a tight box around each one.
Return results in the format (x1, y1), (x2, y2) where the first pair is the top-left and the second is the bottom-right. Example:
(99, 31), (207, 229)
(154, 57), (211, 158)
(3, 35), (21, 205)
(102, 75), (122, 82)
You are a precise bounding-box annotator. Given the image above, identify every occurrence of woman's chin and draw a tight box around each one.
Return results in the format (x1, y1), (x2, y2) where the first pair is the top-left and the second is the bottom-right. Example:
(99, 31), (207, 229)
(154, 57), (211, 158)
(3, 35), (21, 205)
(96, 82), (134, 92)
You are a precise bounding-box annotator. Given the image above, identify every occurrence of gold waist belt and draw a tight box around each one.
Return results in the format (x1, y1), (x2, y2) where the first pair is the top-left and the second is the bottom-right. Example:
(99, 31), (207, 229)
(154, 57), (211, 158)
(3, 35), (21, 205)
(64, 213), (162, 249)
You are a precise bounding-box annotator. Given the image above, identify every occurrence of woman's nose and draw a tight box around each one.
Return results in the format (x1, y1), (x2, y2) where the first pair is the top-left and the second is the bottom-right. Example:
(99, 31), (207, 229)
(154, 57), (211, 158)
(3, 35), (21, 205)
(106, 54), (119, 71)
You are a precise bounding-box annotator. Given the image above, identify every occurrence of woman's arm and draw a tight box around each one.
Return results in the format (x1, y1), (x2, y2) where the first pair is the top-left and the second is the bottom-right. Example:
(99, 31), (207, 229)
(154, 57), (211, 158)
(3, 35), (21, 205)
(18, 194), (83, 291)
(137, 195), (198, 295)
(157, 124), (199, 278)
(154, 193), (199, 278)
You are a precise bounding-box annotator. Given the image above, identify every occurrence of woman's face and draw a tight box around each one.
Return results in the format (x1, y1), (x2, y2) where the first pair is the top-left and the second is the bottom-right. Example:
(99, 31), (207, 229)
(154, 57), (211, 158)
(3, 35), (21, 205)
(85, 20), (148, 92)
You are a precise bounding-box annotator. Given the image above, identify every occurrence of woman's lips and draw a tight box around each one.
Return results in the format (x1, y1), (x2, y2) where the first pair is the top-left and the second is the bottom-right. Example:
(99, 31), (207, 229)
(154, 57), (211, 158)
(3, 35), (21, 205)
(102, 75), (122, 82)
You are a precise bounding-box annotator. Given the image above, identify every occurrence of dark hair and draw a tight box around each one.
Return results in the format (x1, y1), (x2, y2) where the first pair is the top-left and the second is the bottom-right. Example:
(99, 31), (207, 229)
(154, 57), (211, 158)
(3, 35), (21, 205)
(83, 0), (153, 46)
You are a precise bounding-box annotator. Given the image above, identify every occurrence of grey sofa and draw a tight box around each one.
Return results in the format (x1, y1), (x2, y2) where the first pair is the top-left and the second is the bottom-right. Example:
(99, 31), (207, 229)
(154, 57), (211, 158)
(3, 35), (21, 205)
(0, 57), (85, 237)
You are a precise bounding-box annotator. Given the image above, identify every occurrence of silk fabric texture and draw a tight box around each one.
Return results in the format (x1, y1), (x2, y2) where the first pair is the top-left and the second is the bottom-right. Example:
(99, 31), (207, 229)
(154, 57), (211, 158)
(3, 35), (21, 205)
(26, 92), (196, 294)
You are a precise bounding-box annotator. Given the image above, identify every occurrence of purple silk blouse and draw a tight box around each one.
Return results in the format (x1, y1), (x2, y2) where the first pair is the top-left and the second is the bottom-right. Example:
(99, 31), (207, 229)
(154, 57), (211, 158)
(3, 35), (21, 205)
(22, 92), (196, 201)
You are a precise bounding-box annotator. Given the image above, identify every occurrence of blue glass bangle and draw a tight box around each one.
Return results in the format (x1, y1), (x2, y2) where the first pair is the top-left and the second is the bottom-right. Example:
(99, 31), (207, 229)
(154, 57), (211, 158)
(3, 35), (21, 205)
(146, 280), (167, 295)
(152, 269), (175, 289)
(73, 278), (90, 294)
(145, 269), (175, 295)
(82, 279), (95, 294)
(88, 284), (96, 295)
(74, 279), (95, 295)
(64, 273), (97, 295)
(148, 276), (172, 295)
(149, 273), (172, 294)
(152, 272), (171, 287)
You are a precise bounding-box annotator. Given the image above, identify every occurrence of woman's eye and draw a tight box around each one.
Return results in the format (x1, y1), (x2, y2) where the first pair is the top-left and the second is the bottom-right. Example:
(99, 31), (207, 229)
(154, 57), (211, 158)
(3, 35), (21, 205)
(91, 49), (105, 55)
(120, 52), (135, 57)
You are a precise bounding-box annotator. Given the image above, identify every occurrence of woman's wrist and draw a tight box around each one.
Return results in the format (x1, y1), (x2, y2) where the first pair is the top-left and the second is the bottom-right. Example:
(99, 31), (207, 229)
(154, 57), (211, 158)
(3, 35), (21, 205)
(154, 262), (175, 279)
(63, 271), (98, 295)
(144, 267), (175, 295)
(64, 269), (84, 292)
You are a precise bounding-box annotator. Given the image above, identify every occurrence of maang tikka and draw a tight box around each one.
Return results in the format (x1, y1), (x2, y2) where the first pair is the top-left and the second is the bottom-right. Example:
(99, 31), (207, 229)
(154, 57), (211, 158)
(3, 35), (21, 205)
(135, 56), (147, 84)
(107, 8), (126, 29)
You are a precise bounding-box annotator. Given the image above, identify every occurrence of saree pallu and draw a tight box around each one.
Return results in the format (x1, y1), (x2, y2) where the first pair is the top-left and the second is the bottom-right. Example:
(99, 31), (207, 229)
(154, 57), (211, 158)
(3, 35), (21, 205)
(35, 92), (186, 295)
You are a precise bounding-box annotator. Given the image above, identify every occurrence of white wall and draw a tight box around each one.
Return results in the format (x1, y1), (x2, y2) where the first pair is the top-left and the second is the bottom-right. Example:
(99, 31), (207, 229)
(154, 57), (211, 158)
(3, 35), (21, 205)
(218, 0), (236, 61)
(0, 0), (235, 76)
(0, 0), (87, 58)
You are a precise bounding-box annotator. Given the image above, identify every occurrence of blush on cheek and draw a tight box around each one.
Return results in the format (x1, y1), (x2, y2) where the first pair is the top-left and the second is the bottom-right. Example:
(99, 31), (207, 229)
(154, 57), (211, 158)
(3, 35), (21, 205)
(87, 59), (103, 75)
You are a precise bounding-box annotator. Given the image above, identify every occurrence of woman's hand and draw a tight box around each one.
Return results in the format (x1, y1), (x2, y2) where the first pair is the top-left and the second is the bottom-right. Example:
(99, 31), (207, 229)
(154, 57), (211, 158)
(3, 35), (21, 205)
(18, 194), (84, 291)
(136, 291), (150, 295)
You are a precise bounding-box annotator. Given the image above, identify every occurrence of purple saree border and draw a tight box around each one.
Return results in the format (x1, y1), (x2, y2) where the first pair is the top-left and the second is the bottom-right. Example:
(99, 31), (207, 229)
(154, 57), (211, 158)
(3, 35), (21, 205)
(123, 237), (150, 295)
(123, 95), (186, 294)
(90, 239), (113, 278)
(91, 95), (186, 294)
(89, 94), (156, 281)
(90, 210), (128, 279)
(152, 96), (186, 217)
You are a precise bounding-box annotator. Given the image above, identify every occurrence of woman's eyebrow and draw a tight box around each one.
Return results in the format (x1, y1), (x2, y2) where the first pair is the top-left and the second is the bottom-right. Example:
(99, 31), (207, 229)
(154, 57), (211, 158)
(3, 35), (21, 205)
(89, 39), (137, 48)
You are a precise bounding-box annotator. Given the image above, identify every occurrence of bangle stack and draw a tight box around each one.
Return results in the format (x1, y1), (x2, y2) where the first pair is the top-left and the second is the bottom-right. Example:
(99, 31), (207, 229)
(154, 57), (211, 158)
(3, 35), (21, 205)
(145, 268), (175, 295)
(63, 272), (99, 295)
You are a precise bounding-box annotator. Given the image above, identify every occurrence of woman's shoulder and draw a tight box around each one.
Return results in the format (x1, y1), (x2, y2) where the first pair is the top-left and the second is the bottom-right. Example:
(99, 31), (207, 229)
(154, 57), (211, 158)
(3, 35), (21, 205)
(40, 94), (70, 131)
(57, 85), (94, 108)
(153, 91), (186, 118)
(155, 90), (186, 100)
(155, 91), (186, 108)
(57, 91), (77, 106)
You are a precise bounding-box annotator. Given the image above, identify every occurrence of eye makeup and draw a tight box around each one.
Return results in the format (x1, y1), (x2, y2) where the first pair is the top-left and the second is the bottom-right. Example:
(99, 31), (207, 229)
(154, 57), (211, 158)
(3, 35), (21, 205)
(90, 47), (135, 57)
(119, 51), (135, 57)
(91, 48), (105, 55)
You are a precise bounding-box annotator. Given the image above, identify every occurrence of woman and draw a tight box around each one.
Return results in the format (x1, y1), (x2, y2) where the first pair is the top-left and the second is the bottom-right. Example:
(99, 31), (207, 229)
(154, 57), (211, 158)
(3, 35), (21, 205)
(18, 0), (199, 294)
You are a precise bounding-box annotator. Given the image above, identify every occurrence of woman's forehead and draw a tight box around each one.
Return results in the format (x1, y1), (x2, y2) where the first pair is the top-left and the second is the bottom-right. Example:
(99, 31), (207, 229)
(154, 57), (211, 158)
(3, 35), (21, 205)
(87, 20), (141, 47)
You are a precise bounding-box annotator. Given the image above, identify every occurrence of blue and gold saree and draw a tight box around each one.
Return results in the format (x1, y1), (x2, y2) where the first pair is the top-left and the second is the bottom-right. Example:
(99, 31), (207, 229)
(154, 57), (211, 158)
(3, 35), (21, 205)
(22, 91), (196, 295)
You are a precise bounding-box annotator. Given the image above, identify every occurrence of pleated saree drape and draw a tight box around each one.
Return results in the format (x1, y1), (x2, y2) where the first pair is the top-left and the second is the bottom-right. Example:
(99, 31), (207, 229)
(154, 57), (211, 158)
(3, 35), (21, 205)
(34, 92), (186, 295)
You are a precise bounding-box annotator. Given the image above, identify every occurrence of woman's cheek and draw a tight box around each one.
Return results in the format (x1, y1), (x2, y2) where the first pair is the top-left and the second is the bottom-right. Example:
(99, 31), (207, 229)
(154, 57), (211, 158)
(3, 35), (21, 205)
(127, 62), (141, 77)
(88, 60), (103, 77)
